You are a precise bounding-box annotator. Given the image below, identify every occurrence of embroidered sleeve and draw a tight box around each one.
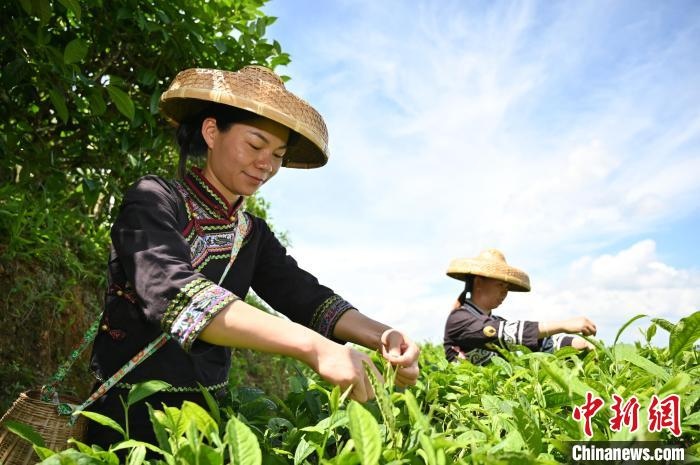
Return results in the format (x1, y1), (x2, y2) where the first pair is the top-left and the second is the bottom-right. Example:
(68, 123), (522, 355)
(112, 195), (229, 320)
(444, 306), (540, 353)
(161, 278), (240, 351)
(251, 218), (355, 339)
(310, 295), (355, 339)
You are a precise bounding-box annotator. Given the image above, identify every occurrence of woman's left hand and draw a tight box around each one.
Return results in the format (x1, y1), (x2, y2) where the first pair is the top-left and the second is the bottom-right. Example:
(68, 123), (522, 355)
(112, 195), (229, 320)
(380, 329), (420, 387)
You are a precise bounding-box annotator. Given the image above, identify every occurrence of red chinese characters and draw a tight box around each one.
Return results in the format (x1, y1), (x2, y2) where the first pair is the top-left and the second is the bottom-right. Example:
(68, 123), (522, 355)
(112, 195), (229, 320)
(648, 394), (682, 437)
(609, 394), (640, 433)
(572, 392), (605, 437)
(572, 392), (682, 437)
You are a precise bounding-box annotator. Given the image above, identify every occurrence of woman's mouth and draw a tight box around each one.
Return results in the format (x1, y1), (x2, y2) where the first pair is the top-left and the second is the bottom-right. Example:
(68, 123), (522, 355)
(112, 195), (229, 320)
(244, 172), (266, 185)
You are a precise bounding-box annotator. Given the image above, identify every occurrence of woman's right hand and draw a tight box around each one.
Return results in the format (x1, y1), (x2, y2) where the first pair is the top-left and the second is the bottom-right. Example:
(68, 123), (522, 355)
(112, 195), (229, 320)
(561, 316), (597, 336)
(308, 338), (383, 403)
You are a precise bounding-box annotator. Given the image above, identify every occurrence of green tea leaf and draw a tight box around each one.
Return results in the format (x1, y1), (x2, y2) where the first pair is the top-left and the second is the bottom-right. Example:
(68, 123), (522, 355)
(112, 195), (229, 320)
(181, 401), (218, 437)
(225, 416), (261, 465)
(293, 436), (315, 465)
(657, 372), (692, 398)
(651, 318), (675, 333)
(615, 344), (670, 382)
(127, 380), (171, 407)
(3, 419), (45, 447)
(347, 401), (381, 465)
(79, 411), (125, 438)
(669, 311), (700, 364)
(614, 314), (647, 347)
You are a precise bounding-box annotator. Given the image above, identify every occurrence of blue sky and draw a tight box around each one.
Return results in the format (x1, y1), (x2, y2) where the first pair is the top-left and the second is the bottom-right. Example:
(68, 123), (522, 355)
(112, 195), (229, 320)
(256, 0), (700, 346)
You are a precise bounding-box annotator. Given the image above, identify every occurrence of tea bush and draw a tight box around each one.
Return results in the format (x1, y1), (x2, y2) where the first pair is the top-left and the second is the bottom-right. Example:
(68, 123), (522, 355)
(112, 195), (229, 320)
(14, 311), (698, 464)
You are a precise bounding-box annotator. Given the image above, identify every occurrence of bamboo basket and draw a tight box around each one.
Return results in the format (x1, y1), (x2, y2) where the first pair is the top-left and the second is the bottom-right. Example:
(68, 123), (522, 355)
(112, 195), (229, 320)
(0, 390), (87, 465)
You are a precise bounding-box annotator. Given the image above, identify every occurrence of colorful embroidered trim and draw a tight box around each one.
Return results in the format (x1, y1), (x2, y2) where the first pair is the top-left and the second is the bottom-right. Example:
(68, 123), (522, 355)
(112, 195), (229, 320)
(112, 380), (228, 393)
(310, 295), (355, 338)
(173, 177), (252, 274)
(162, 278), (240, 351)
(68, 332), (169, 423)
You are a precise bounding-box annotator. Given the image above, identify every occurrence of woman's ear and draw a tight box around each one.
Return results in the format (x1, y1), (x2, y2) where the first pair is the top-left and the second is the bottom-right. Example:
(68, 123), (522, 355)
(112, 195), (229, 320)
(201, 117), (218, 150)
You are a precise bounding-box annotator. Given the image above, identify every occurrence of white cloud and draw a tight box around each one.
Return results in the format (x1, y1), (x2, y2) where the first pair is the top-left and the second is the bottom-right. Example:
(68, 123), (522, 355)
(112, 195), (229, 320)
(262, 1), (700, 347)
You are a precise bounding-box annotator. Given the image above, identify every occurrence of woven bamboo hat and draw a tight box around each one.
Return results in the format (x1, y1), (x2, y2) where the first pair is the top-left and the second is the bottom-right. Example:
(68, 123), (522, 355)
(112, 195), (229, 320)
(160, 66), (329, 169)
(446, 249), (531, 292)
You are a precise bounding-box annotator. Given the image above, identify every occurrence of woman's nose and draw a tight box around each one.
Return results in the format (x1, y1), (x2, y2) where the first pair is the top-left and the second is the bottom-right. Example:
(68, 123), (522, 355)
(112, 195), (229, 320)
(255, 151), (274, 172)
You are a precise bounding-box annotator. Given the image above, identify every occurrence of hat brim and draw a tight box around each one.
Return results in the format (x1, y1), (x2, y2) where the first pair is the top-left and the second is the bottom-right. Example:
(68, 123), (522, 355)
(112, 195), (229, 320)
(159, 72), (329, 169)
(446, 259), (531, 292)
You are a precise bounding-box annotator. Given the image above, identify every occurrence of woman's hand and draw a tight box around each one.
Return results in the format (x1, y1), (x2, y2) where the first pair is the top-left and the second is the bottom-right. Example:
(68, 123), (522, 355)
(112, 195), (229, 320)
(380, 329), (420, 387)
(310, 338), (383, 403)
(561, 316), (597, 336)
(571, 336), (595, 350)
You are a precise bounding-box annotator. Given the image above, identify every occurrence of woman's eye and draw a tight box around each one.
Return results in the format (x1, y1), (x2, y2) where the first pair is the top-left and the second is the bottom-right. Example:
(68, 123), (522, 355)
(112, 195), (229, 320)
(273, 152), (285, 159)
(248, 143), (263, 150)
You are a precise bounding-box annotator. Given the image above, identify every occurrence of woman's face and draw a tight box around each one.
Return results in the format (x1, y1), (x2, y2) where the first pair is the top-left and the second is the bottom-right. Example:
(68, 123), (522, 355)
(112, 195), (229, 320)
(202, 116), (290, 202)
(473, 276), (510, 311)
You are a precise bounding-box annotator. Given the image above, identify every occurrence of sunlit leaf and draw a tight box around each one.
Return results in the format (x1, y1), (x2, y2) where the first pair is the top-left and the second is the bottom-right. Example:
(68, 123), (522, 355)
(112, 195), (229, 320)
(347, 401), (381, 465)
(669, 311), (700, 364)
(126, 380), (171, 407)
(79, 411), (125, 438)
(224, 416), (261, 465)
(106, 84), (135, 121)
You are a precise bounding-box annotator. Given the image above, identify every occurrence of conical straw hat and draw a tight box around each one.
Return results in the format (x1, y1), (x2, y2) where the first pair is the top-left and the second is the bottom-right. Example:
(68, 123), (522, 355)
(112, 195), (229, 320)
(446, 249), (531, 292)
(160, 66), (329, 169)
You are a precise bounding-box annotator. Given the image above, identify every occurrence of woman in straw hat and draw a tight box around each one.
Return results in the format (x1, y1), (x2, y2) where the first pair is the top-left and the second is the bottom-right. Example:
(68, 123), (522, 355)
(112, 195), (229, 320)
(85, 66), (419, 448)
(443, 249), (596, 365)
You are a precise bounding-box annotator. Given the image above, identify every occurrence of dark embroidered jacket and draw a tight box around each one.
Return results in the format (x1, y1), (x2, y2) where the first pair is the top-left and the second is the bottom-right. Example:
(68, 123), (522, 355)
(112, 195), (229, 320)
(443, 300), (573, 365)
(90, 167), (354, 389)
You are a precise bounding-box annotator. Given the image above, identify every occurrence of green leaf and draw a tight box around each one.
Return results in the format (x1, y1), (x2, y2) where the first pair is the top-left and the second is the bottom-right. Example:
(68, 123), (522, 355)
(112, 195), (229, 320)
(33, 445), (56, 460)
(127, 380), (171, 407)
(540, 359), (598, 398)
(347, 401), (381, 465)
(224, 416), (262, 465)
(48, 88), (69, 123)
(669, 311), (700, 364)
(614, 313), (647, 347)
(198, 383), (221, 426)
(651, 318), (675, 333)
(615, 344), (670, 382)
(87, 88), (107, 116)
(35, 0), (52, 23)
(79, 411), (126, 438)
(293, 436), (315, 465)
(106, 84), (135, 121)
(64, 38), (88, 64)
(146, 404), (171, 454)
(657, 372), (692, 398)
(126, 445), (146, 465)
(513, 406), (543, 454)
(19, 0), (32, 15)
(181, 400), (218, 437)
(57, 0), (81, 19)
(646, 322), (657, 344)
(3, 419), (45, 447)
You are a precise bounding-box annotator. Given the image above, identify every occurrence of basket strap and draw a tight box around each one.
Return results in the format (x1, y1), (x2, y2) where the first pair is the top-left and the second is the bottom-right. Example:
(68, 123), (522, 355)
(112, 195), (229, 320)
(65, 332), (169, 423)
(41, 314), (102, 402)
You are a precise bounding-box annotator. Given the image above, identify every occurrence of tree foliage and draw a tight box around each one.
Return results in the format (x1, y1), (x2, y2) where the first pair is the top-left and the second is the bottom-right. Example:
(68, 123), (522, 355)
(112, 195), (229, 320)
(0, 0), (289, 411)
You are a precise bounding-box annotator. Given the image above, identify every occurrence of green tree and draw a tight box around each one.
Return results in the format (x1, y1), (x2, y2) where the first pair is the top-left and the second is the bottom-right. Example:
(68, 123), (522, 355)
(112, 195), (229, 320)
(0, 0), (290, 411)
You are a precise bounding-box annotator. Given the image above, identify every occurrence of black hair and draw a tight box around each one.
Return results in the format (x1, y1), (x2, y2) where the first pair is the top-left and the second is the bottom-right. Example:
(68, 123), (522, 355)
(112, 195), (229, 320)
(457, 275), (475, 305)
(174, 102), (300, 178)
